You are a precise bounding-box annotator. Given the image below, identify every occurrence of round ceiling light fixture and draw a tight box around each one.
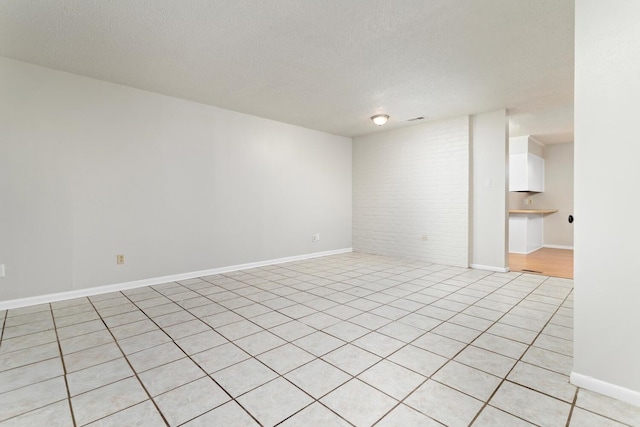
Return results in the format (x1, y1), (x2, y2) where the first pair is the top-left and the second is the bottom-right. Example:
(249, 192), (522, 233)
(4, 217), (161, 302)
(371, 114), (389, 126)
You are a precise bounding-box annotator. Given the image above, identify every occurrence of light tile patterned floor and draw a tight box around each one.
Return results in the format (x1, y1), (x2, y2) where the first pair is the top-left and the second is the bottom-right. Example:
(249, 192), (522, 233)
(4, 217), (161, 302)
(1, 252), (639, 426)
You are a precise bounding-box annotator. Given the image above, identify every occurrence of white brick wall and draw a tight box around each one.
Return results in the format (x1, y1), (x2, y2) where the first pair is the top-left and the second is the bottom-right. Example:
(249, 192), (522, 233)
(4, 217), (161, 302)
(353, 116), (470, 267)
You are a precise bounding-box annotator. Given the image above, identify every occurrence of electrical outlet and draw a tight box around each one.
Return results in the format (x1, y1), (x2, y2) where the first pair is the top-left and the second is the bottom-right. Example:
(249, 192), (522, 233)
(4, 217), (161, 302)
(0, 264), (5, 277)
(116, 254), (125, 265)
(312, 233), (320, 242)
(526, 198), (533, 205)
(421, 235), (428, 241)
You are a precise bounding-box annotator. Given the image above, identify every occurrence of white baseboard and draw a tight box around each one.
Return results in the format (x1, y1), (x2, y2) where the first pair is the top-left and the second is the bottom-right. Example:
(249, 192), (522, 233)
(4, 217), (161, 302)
(470, 264), (510, 273)
(0, 248), (353, 310)
(571, 371), (640, 407)
(543, 244), (574, 250)
(509, 246), (543, 255)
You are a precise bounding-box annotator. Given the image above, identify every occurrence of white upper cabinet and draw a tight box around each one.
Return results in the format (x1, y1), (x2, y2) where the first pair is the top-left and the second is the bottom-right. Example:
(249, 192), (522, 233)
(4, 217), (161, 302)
(510, 152), (545, 192)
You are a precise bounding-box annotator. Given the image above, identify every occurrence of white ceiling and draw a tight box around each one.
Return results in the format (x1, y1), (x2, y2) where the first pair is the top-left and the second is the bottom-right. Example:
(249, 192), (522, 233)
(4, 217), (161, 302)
(0, 0), (574, 141)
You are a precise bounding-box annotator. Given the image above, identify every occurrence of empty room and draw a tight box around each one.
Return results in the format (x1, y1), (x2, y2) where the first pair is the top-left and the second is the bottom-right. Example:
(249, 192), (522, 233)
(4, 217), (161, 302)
(1, 1), (639, 426)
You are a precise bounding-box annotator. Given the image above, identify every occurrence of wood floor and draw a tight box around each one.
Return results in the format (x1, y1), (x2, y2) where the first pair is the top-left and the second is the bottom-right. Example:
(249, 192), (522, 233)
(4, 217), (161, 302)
(509, 248), (574, 279)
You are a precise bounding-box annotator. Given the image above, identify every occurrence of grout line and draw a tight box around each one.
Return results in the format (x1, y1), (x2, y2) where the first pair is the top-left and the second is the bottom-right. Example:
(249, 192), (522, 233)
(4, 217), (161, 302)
(49, 302), (79, 427)
(369, 269), (571, 424)
(83, 295), (171, 427)
(566, 387), (579, 427)
(139, 280), (356, 426)
(467, 276), (575, 425)
(0, 253), (589, 427)
(119, 288), (273, 427)
(369, 268), (530, 424)
(0, 306), (77, 426)
(0, 309), (6, 350)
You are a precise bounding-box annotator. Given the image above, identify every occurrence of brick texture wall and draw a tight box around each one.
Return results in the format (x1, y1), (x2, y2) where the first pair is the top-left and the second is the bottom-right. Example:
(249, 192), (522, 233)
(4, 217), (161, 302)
(353, 116), (470, 267)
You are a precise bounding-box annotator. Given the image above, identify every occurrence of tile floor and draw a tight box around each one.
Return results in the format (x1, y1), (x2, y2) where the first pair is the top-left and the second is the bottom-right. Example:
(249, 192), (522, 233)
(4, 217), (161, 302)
(1, 252), (639, 426)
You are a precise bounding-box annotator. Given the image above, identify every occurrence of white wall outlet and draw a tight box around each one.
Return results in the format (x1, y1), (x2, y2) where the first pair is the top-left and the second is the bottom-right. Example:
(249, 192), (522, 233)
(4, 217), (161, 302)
(526, 198), (533, 205)
(421, 235), (428, 241)
(116, 254), (125, 265)
(312, 233), (320, 242)
(0, 264), (5, 277)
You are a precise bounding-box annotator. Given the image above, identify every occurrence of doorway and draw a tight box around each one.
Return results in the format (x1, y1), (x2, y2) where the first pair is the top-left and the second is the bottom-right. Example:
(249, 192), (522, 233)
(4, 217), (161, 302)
(507, 141), (574, 279)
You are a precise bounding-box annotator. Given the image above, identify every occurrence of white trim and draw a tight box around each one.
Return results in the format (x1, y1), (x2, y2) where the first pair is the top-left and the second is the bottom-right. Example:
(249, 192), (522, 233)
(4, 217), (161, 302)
(571, 371), (640, 407)
(508, 247), (541, 255)
(470, 264), (510, 273)
(543, 244), (574, 250)
(0, 248), (353, 310)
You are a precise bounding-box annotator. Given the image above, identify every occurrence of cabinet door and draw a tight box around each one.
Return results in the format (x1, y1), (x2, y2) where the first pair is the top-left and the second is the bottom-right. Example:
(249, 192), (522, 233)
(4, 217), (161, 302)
(527, 154), (545, 192)
(509, 153), (544, 192)
(526, 214), (544, 253)
(509, 153), (528, 191)
(509, 215), (527, 253)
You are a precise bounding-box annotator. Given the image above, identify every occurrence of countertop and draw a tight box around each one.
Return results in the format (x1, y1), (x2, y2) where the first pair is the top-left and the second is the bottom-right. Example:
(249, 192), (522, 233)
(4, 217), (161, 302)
(509, 209), (558, 214)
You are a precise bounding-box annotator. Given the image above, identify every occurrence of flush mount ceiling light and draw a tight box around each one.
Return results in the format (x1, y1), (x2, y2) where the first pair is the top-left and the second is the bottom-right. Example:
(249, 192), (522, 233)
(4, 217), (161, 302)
(371, 114), (389, 126)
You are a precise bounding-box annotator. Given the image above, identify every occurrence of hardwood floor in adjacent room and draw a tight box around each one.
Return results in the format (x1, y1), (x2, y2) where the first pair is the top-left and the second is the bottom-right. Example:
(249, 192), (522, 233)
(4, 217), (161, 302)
(509, 248), (574, 279)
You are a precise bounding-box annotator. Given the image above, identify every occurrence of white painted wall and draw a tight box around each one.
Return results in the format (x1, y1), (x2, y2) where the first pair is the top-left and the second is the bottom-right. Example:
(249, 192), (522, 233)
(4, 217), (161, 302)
(0, 57), (352, 301)
(471, 109), (508, 271)
(573, 0), (640, 404)
(352, 117), (470, 267)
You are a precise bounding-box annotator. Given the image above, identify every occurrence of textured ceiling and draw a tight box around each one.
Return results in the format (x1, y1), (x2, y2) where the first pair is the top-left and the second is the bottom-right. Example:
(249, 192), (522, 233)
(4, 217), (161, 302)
(0, 0), (574, 140)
